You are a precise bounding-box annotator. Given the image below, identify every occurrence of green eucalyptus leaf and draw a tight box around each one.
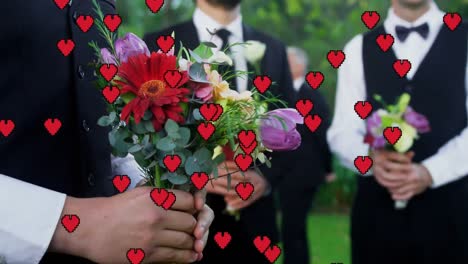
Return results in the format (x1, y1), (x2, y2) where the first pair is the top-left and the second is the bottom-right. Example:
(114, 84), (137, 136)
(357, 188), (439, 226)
(131, 121), (148, 134)
(109, 112), (117, 122)
(147, 160), (157, 168)
(193, 109), (203, 121)
(185, 156), (201, 176)
(194, 147), (212, 161)
(144, 150), (157, 159)
(213, 153), (226, 165)
(189, 63), (210, 83)
(121, 93), (136, 104)
(143, 121), (155, 133)
(156, 137), (176, 152)
(165, 119), (180, 134)
(97, 116), (112, 126)
(143, 111), (153, 121)
(176, 127), (191, 147)
(168, 173), (189, 185)
(128, 144), (143, 153)
(142, 135), (150, 146)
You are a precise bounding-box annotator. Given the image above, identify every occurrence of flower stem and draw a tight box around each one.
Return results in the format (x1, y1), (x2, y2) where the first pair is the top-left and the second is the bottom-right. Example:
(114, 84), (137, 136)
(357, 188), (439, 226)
(154, 164), (161, 188)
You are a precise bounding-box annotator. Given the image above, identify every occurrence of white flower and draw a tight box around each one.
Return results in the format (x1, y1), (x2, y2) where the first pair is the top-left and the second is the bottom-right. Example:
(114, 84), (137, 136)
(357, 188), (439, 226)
(393, 122), (417, 153)
(207, 51), (233, 66)
(243, 40), (266, 64)
(219, 90), (253, 102)
(178, 58), (191, 71)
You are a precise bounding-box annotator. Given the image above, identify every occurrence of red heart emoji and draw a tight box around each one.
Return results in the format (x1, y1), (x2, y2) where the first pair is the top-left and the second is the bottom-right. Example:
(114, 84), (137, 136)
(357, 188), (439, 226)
(265, 245), (282, 263)
(240, 140), (257, 155)
(253, 236), (271, 254)
(76, 15), (94, 33)
(150, 188), (169, 206)
(234, 154), (253, 172)
(127, 248), (145, 264)
(304, 114), (322, 133)
(376, 34), (394, 52)
(163, 155), (182, 173)
(361, 11), (380, 30)
(112, 175), (131, 193)
(213, 104), (224, 121)
(393, 59), (412, 78)
(44, 118), (62, 136)
(214, 232), (232, 249)
(238, 130), (256, 149)
(354, 101), (373, 119)
(99, 64), (118, 82)
(102, 86), (120, 104)
(327, 50), (346, 69)
(157, 35), (175, 53)
(162, 191), (176, 210)
(354, 156), (373, 175)
(57, 39), (75, 57)
(103, 14), (122, 33)
(54, 0), (70, 9)
(164, 70), (182, 88)
(235, 182), (254, 201)
(0, 120), (15, 137)
(191, 172), (209, 190)
(200, 104), (218, 121)
(306, 71), (324, 90)
(383, 127), (402, 145)
(296, 99), (314, 117)
(197, 122), (216, 141)
(61, 214), (80, 233)
(253, 75), (272, 94)
(146, 0), (164, 13)
(444, 12), (462, 31)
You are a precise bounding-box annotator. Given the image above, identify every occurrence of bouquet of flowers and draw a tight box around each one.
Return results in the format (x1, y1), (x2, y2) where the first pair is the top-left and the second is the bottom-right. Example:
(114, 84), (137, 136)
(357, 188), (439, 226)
(364, 92), (430, 209)
(88, 1), (302, 194)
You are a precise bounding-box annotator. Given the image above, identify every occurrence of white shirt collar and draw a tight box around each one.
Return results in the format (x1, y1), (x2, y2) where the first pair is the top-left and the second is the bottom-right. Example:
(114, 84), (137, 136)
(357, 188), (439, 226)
(384, 1), (445, 38)
(293, 78), (304, 92)
(193, 7), (244, 43)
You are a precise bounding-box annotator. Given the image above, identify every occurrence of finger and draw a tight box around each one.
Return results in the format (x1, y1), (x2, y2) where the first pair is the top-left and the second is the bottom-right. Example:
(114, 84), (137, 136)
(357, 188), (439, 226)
(149, 247), (198, 263)
(381, 160), (413, 173)
(385, 151), (412, 164)
(194, 228), (210, 253)
(163, 210), (197, 234)
(373, 166), (407, 188)
(194, 205), (214, 240)
(170, 190), (195, 212)
(194, 189), (207, 211)
(228, 199), (252, 210)
(155, 230), (195, 249)
(224, 194), (240, 203)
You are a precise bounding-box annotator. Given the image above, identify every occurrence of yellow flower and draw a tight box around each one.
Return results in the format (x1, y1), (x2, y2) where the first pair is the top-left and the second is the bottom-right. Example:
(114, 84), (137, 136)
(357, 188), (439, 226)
(207, 70), (230, 101)
(212, 145), (223, 159)
(394, 122), (417, 153)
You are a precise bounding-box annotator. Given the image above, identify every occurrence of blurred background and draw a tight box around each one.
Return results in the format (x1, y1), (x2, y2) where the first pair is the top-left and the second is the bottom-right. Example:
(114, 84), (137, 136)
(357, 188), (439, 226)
(117, 0), (468, 263)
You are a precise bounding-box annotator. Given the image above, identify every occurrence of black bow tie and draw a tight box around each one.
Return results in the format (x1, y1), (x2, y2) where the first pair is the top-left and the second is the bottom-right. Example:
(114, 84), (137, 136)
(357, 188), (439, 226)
(395, 23), (429, 42)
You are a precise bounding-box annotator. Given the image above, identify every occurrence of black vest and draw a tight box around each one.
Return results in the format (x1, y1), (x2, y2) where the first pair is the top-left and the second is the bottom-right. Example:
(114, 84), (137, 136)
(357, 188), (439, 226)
(1, 1), (117, 262)
(363, 24), (467, 163)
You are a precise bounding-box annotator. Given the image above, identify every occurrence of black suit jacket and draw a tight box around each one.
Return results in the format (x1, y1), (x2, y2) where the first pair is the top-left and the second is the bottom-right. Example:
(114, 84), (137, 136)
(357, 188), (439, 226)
(286, 82), (332, 188)
(144, 20), (295, 189)
(1, 1), (118, 262)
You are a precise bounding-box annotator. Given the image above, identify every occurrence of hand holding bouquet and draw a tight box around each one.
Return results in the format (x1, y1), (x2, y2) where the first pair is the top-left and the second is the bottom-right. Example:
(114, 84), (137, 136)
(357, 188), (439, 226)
(364, 92), (430, 209)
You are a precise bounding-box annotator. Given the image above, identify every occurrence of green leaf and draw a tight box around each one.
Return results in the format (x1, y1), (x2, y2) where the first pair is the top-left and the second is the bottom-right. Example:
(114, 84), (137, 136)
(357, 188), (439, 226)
(194, 43), (214, 59)
(168, 173), (189, 185)
(165, 119), (180, 134)
(189, 63), (210, 83)
(213, 152), (226, 165)
(128, 145), (143, 153)
(201, 41), (218, 49)
(121, 93), (136, 104)
(265, 156), (272, 168)
(212, 167), (219, 179)
(189, 50), (203, 63)
(141, 135), (150, 146)
(169, 132), (181, 140)
(143, 111), (153, 121)
(156, 137), (176, 152)
(185, 156), (201, 176)
(143, 121), (155, 133)
(97, 116), (112, 126)
(176, 127), (191, 147)
(193, 109), (204, 121)
(109, 112), (117, 122)
(147, 160), (157, 168)
(144, 150), (157, 160)
(194, 147), (212, 161)
(131, 121), (148, 134)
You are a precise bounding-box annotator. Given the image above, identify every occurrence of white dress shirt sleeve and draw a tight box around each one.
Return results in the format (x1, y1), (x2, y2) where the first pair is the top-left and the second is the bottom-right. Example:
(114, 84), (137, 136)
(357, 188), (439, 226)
(111, 154), (145, 189)
(0, 175), (66, 264)
(422, 48), (468, 188)
(327, 34), (372, 175)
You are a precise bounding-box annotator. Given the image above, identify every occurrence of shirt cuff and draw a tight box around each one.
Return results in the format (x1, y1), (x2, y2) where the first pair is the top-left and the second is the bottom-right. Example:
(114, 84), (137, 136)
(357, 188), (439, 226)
(422, 154), (451, 188)
(0, 175), (66, 264)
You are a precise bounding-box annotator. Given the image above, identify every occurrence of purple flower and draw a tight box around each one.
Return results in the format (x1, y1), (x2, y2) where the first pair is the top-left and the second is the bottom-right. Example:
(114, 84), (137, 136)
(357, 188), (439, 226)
(404, 107), (430, 133)
(100, 48), (117, 65)
(115, 33), (150, 63)
(260, 109), (303, 151)
(366, 111), (382, 136)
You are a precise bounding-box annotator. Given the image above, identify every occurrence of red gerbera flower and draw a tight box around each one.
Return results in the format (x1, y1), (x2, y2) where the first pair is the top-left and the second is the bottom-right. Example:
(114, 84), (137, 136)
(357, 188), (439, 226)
(116, 52), (190, 131)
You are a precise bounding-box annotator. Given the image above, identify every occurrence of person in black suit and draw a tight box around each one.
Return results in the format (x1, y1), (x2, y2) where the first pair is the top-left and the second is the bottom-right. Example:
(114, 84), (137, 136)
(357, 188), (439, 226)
(0, 1), (213, 263)
(278, 46), (333, 264)
(144, 0), (294, 263)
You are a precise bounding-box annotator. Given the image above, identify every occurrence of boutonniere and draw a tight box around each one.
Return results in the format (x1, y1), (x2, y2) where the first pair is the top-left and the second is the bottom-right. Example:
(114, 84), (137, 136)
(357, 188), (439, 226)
(243, 40), (266, 74)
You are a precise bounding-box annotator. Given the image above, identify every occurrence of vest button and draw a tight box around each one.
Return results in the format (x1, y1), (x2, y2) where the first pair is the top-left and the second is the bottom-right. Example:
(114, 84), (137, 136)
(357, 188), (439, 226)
(82, 120), (90, 132)
(78, 65), (85, 79)
(87, 173), (95, 186)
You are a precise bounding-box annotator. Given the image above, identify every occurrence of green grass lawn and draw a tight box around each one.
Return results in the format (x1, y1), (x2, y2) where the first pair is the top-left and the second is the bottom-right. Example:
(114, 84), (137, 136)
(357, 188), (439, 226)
(277, 213), (350, 264)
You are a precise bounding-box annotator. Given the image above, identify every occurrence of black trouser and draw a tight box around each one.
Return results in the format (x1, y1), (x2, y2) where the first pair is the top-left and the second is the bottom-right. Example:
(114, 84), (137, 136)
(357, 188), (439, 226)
(197, 194), (278, 264)
(351, 176), (468, 264)
(279, 183), (318, 264)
